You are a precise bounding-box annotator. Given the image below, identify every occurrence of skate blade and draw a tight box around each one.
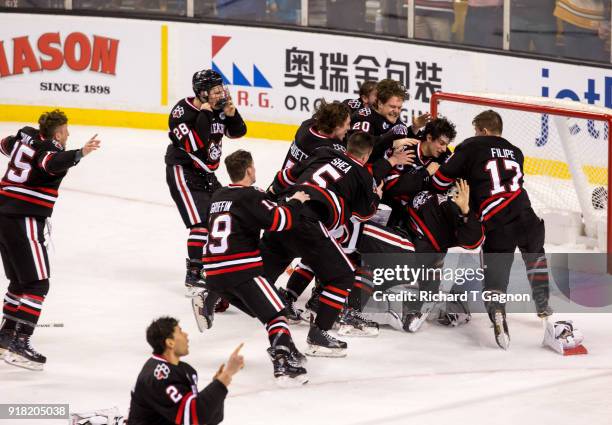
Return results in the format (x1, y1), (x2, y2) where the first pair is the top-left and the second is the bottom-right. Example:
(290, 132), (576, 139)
(493, 312), (510, 350)
(4, 353), (44, 371)
(564, 345), (588, 356)
(275, 374), (309, 388)
(191, 297), (212, 332)
(305, 344), (347, 358)
(337, 325), (379, 337)
(406, 316), (427, 333)
(185, 286), (205, 298)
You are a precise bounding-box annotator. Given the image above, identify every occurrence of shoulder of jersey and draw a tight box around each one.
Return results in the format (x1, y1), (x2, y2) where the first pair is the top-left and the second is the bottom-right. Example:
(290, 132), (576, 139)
(357, 107), (372, 117)
(170, 98), (198, 120)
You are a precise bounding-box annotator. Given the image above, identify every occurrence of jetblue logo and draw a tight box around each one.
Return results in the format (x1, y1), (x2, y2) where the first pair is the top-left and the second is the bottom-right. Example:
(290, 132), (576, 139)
(536, 68), (610, 147)
(211, 35), (272, 88)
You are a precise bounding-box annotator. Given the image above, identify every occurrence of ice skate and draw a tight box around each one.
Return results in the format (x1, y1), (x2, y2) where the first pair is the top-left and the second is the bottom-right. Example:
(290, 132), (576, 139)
(337, 306), (379, 337)
(306, 323), (347, 357)
(0, 329), (15, 357)
(192, 289), (219, 331)
(185, 258), (207, 297)
(4, 333), (46, 371)
(267, 346), (308, 388)
(278, 287), (307, 324)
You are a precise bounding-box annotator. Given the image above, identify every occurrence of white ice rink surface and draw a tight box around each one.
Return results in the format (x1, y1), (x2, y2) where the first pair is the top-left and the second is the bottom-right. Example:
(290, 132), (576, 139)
(0, 123), (611, 425)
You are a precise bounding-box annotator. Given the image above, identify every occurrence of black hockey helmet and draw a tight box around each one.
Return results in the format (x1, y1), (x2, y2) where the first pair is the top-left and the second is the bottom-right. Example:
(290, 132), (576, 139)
(192, 69), (224, 101)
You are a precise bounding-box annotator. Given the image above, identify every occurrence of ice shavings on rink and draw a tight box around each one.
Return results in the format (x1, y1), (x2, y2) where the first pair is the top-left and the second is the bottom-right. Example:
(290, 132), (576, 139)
(0, 124), (610, 425)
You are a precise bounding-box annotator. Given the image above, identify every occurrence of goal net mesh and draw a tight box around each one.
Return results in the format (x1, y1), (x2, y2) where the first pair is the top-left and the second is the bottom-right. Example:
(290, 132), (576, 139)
(432, 93), (610, 244)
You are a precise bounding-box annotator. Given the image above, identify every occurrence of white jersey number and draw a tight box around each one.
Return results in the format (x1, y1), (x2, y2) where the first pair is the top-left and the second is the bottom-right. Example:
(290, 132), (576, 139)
(208, 214), (232, 254)
(7, 143), (35, 184)
(484, 159), (522, 196)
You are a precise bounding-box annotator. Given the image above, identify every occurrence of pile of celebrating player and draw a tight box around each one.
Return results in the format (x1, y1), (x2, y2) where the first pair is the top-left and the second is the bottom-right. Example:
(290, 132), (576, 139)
(158, 69), (566, 387)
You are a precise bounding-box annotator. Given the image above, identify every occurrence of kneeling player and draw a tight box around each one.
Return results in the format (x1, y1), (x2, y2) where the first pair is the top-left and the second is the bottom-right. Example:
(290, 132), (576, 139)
(192, 150), (309, 386)
(129, 317), (243, 425)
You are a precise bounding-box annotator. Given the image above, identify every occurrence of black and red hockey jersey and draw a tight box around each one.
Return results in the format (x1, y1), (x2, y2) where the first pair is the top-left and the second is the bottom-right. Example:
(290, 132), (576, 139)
(272, 147), (379, 231)
(279, 118), (346, 171)
(0, 126), (83, 217)
(383, 141), (451, 204)
(349, 106), (420, 162)
(430, 135), (531, 228)
(203, 185), (303, 282)
(165, 97), (247, 173)
(342, 97), (365, 114)
(407, 191), (484, 252)
(128, 355), (227, 425)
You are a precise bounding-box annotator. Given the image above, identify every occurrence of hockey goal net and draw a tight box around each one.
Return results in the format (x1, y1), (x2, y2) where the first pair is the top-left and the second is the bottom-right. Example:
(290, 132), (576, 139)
(430, 92), (611, 253)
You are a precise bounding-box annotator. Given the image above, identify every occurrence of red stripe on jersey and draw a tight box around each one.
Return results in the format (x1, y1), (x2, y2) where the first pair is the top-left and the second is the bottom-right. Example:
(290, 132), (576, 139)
(460, 230), (485, 250)
(18, 305), (41, 317)
(1, 182), (59, 195)
(434, 170), (454, 182)
(174, 166), (198, 224)
(204, 250), (261, 262)
(184, 139), (192, 153)
(384, 178), (399, 190)
(482, 190), (522, 221)
(23, 293), (44, 301)
(175, 391), (192, 424)
(407, 207), (441, 252)
(4, 305), (18, 312)
(270, 209), (280, 231)
(191, 229), (208, 234)
(320, 297), (343, 310)
(190, 397), (199, 425)
(192, 130), (205, 148)
(325, 285), (349, 297)
(256, 277), (284, 310)
(364, 225), (414, 248)
(276, 171), (288, 188)
(294, 267), (314, 279)
(187, 242), (205, 247)
(269, 328), (290, 336)
(0, 191), (55, 208)
(205, 262), (263, 276)
(283, 206), (292, 230)
(28, 218), (47, 280)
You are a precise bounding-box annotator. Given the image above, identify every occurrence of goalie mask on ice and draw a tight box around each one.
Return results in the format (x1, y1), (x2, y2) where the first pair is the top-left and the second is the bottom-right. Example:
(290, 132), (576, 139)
(542, 320), (587, 355)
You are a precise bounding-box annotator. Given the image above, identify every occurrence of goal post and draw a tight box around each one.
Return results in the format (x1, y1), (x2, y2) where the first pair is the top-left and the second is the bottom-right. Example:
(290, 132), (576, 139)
(430, 92), (612, 256)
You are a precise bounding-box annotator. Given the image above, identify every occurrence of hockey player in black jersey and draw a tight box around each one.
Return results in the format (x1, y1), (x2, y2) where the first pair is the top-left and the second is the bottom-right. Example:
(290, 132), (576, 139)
(401, 180), (484, 332)
(341, 80), (377, 113)
(265, 132), (386, 355)
(431, 110), (552, 349)
(349, 78), (431, 162)
(165, 69), (247, 296)
(192, 150), (309, 386)
(129, 316), (243, 425)
(279, 101), (351, 171)
(383, 117), (456, 227)
(0, 110), (100, 370)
